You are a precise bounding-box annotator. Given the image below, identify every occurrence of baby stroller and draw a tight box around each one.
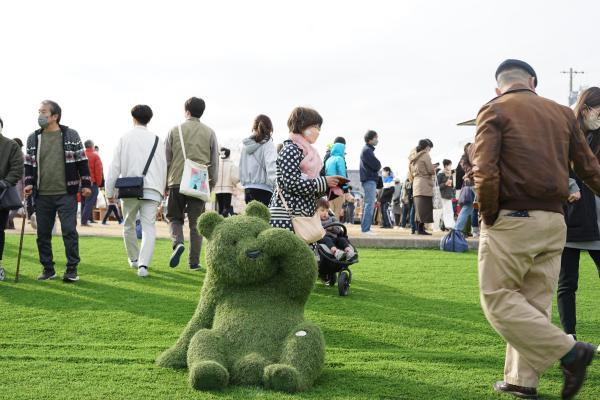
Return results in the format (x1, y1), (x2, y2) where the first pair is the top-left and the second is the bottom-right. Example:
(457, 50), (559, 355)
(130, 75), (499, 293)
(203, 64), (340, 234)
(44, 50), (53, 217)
(316, 222), (359, 296)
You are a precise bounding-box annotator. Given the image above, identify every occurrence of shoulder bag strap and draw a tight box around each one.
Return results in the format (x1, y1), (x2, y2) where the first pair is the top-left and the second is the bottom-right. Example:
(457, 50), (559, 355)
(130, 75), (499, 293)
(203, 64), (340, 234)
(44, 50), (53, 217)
(177, 124), (187, 160)
(142, 136), (159, 176)
(277, 187), (294, 219)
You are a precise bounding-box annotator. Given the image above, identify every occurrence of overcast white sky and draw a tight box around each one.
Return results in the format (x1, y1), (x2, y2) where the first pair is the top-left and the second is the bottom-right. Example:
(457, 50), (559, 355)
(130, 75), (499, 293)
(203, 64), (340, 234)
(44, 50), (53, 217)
(1, 0), (598, 179)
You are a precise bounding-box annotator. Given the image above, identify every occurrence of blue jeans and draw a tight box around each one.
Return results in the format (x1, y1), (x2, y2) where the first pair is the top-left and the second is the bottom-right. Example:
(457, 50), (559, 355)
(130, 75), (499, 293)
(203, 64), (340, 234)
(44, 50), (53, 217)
(80, 184), (99, 224)
(455, 202), (473, 232)
(361, 180), (377, 232)
(410, 203), (417, 231)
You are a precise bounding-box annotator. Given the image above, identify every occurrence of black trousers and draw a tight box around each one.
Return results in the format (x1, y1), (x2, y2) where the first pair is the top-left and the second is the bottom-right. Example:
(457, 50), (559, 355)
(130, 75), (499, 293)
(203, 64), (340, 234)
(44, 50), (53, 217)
(102, 204), (123, 223)
(0, 209), (8, 261)
(244, 188), (273, 207)
(36, 194), (80, 271)
(380, 201), (393, 227)
(319, 235), (350, 251)
(558, 247), (600, 335)
(216, 193), (233, 216)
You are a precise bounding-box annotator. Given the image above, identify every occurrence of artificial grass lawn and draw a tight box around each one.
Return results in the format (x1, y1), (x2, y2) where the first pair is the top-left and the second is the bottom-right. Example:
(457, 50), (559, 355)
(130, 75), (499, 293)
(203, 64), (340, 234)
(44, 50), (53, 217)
(0, 235), (598, 400)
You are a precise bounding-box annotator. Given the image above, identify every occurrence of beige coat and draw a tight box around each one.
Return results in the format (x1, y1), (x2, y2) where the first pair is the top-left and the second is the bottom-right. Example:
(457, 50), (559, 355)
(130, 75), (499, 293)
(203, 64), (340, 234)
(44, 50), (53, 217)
(408, 148), (435, 197)
(214, 158), (240, 194)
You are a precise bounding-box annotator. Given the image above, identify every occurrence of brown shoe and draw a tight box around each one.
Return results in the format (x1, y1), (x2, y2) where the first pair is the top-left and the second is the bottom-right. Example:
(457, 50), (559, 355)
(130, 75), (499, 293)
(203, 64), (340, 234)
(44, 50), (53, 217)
(493, 381), (538, 399)
(561, 342), (595, 399)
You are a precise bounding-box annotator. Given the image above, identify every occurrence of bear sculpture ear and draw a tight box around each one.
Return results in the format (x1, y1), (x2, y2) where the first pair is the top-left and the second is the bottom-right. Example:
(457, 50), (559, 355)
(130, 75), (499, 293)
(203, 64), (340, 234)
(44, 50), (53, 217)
(197, 212), (225, 240)
(245, 200), (271, 222)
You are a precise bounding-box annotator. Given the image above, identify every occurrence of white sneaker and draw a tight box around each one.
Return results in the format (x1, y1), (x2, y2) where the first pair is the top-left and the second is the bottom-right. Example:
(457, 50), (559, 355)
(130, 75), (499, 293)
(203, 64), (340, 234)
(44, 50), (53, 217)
(345, 247), (356, 260)
(129, 260), (138, 268)
(30, 213), (37, 229)
(362, 230), (377, 235)
(137, 266), (149, 277)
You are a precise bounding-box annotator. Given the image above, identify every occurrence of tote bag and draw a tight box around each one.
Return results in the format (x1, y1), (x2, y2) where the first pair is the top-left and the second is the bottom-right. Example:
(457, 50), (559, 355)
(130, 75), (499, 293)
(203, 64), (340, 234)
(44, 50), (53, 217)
(177, 125), (211, 202)
(433, 176), (443, 209)
(277, 188), (325, 244)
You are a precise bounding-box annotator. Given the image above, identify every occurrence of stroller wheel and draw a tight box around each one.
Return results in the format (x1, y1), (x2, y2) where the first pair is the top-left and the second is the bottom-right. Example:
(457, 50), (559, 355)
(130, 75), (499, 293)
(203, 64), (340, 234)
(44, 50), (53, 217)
(0, 267), (5, 281)
(338, 270), (350, 296)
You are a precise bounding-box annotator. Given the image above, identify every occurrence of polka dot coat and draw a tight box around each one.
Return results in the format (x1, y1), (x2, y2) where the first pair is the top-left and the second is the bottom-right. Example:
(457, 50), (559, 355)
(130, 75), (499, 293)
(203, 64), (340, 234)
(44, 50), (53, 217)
(269, 140), (328, 235)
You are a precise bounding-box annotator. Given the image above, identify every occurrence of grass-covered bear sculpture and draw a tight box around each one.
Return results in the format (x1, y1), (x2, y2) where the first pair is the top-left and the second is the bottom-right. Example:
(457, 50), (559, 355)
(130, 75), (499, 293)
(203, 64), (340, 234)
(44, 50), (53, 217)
(156, 201), (325, 392)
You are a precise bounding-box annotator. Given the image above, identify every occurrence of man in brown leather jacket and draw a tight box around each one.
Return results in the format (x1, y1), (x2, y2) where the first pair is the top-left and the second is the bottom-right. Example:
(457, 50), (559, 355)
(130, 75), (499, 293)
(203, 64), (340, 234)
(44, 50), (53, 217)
(473, 59), (600, 400)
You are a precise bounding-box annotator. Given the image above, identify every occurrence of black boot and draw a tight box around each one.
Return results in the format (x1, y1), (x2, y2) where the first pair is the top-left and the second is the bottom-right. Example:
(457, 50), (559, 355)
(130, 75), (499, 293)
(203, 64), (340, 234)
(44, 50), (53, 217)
(417, 223), (431, 235)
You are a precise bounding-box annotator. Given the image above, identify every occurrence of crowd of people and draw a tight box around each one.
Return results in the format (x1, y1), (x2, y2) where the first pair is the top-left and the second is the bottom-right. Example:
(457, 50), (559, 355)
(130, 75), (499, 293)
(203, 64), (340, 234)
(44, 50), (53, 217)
(1, 58), (600, 398)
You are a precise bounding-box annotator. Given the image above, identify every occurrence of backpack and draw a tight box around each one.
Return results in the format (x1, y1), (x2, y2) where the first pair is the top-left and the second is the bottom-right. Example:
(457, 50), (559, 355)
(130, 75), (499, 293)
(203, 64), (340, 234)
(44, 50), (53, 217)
(440, 229), (469, 253)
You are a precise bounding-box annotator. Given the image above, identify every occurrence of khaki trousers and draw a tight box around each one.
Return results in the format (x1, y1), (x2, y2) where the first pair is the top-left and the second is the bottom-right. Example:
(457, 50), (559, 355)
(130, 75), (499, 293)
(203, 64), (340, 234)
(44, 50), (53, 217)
(478, 210), (575, 388)
(330, 194), (345, 220)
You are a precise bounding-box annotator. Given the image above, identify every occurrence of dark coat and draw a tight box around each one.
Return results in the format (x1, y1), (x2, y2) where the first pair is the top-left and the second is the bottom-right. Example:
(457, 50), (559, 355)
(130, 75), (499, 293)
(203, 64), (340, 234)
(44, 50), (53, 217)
(437, 171), (455, 200)
(565, 130), (600, 242)
(359, 144), (381, 183)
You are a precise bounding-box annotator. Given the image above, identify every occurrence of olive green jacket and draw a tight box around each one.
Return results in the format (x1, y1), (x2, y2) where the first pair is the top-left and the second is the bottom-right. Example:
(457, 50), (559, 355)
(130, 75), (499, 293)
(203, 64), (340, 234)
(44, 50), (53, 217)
(0, 133), (24, 185)
(165, 118), (219, 189)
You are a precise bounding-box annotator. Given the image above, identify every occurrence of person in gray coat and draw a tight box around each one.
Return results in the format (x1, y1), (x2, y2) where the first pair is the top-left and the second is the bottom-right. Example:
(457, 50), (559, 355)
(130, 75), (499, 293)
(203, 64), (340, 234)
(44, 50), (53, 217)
(239, 114), (277, 206)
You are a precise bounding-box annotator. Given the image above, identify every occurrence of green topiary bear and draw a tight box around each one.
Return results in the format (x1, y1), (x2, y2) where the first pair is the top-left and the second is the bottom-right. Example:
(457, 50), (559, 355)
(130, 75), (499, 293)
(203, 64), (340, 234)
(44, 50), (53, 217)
(156, 201), (325, 392)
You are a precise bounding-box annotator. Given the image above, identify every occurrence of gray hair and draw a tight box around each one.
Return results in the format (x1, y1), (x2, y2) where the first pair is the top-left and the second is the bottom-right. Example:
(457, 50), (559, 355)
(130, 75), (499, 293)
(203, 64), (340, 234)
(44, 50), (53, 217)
(84, 140), (94, 148)
(496, 68), (532, 90)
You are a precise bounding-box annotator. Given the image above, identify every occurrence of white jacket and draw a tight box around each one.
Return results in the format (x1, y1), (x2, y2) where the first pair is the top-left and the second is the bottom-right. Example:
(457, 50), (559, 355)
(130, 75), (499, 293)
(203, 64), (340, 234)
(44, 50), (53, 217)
(214, 158), (240, 194)
(105, 126), (167, 200)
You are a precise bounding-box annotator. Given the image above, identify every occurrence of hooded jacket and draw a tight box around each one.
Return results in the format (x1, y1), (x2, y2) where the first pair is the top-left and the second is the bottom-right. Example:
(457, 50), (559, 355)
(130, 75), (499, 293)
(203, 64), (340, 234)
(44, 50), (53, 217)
(408, 148), (435, 197)
(239, 137), (277, 193)
(325, 143), (347, 178)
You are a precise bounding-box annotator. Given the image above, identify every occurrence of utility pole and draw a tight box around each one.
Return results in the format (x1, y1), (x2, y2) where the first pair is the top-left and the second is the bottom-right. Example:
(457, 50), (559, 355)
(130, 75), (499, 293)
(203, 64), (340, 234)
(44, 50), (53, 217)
(561, 68), (584, 106)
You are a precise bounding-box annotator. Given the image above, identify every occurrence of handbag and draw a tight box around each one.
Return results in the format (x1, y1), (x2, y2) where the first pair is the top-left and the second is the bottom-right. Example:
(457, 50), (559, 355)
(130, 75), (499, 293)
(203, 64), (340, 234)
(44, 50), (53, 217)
(177, 125), (211, 202)
(0, 185), (22, 210)
(277, 188), (325, 244)
(433, 175), (443, 209)
(115, 136), (159, 199)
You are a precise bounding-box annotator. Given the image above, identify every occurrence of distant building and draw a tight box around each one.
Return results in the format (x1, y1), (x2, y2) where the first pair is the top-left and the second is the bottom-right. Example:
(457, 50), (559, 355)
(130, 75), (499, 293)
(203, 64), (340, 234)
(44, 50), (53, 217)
(346, 170), (362, 193)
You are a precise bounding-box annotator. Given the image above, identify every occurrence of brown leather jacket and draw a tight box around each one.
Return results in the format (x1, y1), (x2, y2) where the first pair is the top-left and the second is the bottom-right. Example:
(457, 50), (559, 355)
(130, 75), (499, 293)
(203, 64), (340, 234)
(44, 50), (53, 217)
(473, 85), (600, 226)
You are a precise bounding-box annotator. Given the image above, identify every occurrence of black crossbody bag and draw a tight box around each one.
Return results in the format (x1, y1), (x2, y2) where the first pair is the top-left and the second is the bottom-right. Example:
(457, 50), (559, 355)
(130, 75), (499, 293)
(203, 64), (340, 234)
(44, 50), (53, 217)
(114, 136), (159, 199)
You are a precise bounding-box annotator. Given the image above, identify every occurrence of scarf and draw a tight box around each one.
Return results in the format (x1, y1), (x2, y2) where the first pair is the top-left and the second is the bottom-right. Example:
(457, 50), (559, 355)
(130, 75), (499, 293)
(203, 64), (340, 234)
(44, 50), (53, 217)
(289, 132), (322, 179)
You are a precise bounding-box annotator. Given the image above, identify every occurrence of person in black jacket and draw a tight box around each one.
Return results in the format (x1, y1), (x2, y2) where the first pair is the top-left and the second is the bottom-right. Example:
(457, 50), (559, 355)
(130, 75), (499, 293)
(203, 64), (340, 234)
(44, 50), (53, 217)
(359, 130), (381, 234)
(559, 87), (600, 339)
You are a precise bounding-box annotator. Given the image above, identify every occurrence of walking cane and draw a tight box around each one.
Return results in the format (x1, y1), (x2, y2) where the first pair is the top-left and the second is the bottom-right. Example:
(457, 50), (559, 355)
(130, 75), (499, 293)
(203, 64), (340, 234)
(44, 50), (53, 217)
(14, 199), (27, 283)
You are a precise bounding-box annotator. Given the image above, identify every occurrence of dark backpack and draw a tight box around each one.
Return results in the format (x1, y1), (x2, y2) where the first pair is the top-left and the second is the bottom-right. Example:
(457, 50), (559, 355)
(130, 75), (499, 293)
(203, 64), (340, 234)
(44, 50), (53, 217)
(440, 229), (469, 253)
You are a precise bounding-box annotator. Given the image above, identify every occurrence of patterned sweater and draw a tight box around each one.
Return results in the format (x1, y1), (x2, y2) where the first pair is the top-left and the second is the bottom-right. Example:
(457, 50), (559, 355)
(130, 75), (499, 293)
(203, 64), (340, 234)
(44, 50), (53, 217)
(269, 140), (327, 234)
(24, 125), (91, 195)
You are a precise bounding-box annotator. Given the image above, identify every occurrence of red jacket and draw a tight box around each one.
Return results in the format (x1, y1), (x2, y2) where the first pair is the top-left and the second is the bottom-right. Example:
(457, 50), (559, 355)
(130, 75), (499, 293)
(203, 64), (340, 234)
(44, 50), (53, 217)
(85, 148), (104, 186)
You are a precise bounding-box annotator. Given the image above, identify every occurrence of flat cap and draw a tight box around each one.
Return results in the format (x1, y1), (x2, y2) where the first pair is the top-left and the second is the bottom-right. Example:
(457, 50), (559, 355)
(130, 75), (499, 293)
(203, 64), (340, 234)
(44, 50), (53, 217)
(495, 59), (537, 87)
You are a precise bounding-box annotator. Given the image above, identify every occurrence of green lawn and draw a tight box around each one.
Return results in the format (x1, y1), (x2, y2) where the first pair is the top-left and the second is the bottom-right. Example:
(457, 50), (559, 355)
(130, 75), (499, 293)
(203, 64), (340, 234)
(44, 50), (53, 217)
(0, 235), (598, 400)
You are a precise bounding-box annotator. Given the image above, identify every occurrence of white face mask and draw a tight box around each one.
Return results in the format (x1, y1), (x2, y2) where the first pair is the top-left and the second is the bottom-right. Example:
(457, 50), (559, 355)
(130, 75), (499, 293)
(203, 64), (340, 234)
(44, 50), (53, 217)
(585, 112), (600, 130)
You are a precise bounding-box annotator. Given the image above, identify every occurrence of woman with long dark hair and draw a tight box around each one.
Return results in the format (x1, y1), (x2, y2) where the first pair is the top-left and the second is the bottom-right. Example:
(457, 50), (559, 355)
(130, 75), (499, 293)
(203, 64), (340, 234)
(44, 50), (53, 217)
(558, 87), (600, 339)
(239, 115), (278, 206)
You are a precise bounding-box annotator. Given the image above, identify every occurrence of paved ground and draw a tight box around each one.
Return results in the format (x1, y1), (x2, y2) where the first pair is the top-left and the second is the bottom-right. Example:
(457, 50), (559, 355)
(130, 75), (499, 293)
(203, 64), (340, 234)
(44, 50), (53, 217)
(5, 216), (479, 249)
